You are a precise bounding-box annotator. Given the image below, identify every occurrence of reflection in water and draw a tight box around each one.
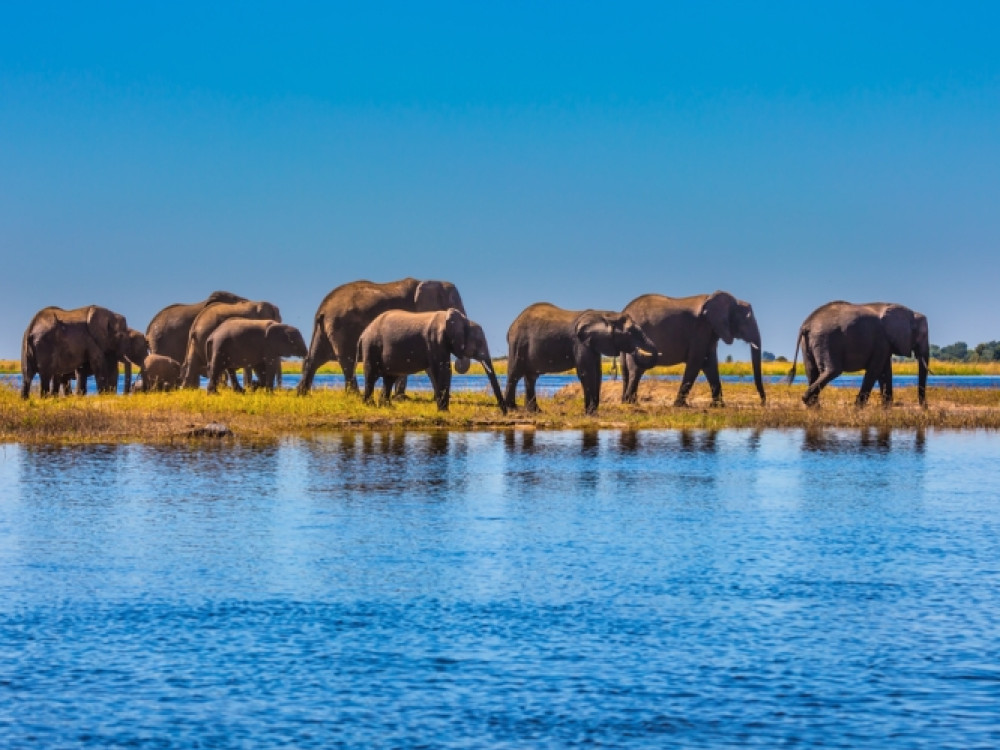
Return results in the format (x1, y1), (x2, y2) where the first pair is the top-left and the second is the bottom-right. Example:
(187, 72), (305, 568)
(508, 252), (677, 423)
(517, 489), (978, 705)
(802, 426), (926, 455)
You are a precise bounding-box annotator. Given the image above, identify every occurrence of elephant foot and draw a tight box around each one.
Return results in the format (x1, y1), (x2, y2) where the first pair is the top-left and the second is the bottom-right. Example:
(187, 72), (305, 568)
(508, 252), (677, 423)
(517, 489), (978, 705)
(710, 398), (725, 408)
(672, 399), (689, 408)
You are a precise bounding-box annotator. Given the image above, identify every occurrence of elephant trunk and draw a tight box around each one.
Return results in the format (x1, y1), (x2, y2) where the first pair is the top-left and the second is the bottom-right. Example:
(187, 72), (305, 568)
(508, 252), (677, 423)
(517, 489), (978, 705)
(751, 340), (765, 404)
(481, 358), (507, 414)
(916, 345), (930, 408)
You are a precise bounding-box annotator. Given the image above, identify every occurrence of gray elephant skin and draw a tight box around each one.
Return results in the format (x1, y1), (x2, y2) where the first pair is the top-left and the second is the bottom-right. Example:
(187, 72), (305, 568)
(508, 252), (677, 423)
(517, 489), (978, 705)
(21, 305), (129, 398)
(621, 291), (766, 407)
(787, 301), (930, 407)
(146, 291), (248, 363)
(357, 308), (506, 413)
(180, 300), (282, 387)
(504, 303), (658, 414)
(139, 354), (183, 392)
(298, 278), (468, 395)
(205, 320), (307, 394)
(60, 327), (149, 395)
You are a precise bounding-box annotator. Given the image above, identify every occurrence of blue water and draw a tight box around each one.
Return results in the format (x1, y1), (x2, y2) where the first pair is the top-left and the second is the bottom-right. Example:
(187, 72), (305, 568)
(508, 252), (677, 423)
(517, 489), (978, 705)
(5, 371), (999, 397)
(2, 429), (1000, 748)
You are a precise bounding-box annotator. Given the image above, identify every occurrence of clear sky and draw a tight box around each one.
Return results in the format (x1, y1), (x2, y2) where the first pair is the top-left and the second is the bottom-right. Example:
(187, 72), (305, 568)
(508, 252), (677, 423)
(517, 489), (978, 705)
(2, 2), (998, 359)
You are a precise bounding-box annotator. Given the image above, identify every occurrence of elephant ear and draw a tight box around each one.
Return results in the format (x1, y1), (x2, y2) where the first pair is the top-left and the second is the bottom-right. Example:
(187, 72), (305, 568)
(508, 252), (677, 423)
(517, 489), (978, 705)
(699, 292), (735, 345)
(415, 281), (446, 311)
(879, 305), (915, 357)
(444, 308), (468, 357)
(575, 312), (619, 357)
(86, 306), (115, 350)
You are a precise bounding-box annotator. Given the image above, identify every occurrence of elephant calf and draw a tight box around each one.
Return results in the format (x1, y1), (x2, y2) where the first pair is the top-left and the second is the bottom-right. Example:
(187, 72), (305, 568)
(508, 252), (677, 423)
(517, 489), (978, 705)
(787, 301), (930, 407)
(204, 320), (307, 394)
(505, 303), (657, 414)
(357, 308), (506, 413)
(140, 354), (182, 392)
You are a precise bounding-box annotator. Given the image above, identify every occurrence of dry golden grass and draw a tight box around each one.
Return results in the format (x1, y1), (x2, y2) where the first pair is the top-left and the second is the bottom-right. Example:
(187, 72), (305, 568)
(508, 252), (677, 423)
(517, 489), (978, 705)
(2, 375), (999, 444)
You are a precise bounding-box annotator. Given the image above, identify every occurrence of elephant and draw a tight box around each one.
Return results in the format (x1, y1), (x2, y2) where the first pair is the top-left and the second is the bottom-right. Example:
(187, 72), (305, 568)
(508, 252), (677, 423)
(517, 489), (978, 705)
(146, 291), (248, 363)
(620, 291), (766, 407)
(21, 316), (106, 397)
(205, 320), (308, 394)
(180, 300), (282, 387)
(357, 308), (506, 413)
(786, 301), (930, 407)
(21, 305), (129, 398)
(504, 303), (658, 414)
(297, 278), (467, 395)
(58, 327), (149, 395)
(139, 354), (182, 392)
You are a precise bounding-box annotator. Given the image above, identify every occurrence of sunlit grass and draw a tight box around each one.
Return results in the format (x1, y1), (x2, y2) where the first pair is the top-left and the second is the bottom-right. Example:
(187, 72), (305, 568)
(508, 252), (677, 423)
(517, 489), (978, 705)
(3, 375), (999, 444)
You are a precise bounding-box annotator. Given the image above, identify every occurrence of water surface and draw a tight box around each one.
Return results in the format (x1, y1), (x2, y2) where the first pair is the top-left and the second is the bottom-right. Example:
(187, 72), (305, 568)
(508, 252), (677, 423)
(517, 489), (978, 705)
(1, 429), (999, 747)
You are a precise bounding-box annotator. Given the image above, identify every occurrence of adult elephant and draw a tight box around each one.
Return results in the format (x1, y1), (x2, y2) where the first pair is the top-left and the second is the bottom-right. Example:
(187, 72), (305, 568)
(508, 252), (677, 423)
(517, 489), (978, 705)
(297, 278), (467, 395)
(621, 291), (766, 407)
(787, 301), (930, 407)
(358, 308), (506, 413)
(205, 320), (307, 394)
(21, 305), (129, 398)
(179, 300), (282, 387)
(146, 291), (248, 363)
(505, 303), (658, 414)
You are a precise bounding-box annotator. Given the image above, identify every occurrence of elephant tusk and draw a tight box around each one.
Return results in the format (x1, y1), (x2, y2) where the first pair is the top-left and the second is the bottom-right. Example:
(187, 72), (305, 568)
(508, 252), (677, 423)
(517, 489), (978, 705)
(920, 357), (934, 376)
(750, 342), (760, 351)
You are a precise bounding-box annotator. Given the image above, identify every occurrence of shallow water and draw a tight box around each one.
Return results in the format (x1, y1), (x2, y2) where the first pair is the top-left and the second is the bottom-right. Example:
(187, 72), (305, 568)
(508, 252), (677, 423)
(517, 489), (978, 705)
(2, 429), (1000, 748)
(5, 371), (998, 397)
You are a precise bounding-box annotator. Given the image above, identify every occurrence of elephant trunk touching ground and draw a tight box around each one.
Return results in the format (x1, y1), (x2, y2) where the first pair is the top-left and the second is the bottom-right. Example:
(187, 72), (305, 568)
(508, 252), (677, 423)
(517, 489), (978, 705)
(747, 317), (766, 405)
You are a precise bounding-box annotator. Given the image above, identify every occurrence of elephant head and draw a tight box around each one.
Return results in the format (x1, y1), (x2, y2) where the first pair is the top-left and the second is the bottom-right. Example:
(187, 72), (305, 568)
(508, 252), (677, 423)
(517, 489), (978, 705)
(699, 292), (766, 404)
(266, 323), (308, 359)
(255, 301), (282, 323)
(575, 311), (658, 362)
(875, 304), (930, 406)
(86, 306), (129, 352)
(443, 308), (507, 414)
(418, 281), (469, 370)
(123, 329), (149, 366)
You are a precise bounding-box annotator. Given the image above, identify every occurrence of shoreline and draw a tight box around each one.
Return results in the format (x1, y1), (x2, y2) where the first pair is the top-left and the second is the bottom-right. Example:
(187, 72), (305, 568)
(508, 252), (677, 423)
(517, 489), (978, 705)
(2, 381), (998, 444)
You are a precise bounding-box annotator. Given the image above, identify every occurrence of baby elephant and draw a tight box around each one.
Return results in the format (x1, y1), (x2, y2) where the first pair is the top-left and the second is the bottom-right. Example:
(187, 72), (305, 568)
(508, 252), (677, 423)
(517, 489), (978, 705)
(205, 320), (308, 394)
(140, 354), (182, 392)
(357, 308), (507, 413)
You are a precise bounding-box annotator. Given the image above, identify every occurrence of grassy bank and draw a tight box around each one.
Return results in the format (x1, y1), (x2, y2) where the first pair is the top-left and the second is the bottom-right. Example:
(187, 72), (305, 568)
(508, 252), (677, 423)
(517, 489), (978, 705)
(4, 358), (999, 377)
(2, 379), (998, 444)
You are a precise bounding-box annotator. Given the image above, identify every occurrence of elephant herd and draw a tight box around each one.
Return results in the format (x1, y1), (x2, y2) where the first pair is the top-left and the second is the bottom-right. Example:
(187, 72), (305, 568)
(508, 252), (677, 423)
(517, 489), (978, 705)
(19, 278), (931, 414)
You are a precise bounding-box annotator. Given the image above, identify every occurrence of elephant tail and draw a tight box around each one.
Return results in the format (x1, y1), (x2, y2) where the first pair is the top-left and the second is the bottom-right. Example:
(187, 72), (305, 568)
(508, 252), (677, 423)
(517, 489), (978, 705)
(356, 336), (364, 364)
(785, 332), (803, 385)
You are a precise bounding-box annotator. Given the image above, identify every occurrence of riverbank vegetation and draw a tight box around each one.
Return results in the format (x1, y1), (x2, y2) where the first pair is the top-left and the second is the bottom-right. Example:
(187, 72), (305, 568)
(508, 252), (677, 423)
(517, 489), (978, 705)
(2, 379), (998, 443)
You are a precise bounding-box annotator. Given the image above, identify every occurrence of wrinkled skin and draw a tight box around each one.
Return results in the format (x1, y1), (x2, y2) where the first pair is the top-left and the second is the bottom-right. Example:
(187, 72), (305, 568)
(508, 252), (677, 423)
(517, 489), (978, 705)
(59, 327), (149, 395)
(21, 305), (129, 397)
(298, 278), (467, 395)
(787, 300), (930, 408)
(180, 301), (282, 387)
(357, 308), (506, 414)
(140, 354), (182, 392)
(205, 320), (307, 394)
(621, 291), (766, 407)
(146, 291), (248, 363)
(504, 303), (658, 415)
(22, 317), (106, 397)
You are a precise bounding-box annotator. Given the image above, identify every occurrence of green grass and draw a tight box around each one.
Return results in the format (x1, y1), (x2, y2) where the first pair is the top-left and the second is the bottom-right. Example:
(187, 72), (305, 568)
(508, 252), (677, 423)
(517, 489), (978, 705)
(3, 378), (999, 444)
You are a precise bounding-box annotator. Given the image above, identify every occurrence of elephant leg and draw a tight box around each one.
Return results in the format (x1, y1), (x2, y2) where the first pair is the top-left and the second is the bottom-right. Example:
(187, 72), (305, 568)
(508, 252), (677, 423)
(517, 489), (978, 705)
(674, 357), (702, 407)
(620, 353), (633, 403)
(803, 347), (820, 386)
(524, 373), (540, 412)
(503, 362), (521, 410)
(576, 359), (601, 415)
(879, 360), (893, 407)
(380, 375), (398, 405)
(703, 348), (724, 407)
(228, 368), (244, 393)
(429, 362), (452, 411)
(297, 325), (334, 395)
(362, 361), (378, 405)
(392, 376), (409, 399)
(341, 355), (360, 393)
(803, 367), (841, 407)
(21, 362), (36, 399)
(855, 365), (881, 407)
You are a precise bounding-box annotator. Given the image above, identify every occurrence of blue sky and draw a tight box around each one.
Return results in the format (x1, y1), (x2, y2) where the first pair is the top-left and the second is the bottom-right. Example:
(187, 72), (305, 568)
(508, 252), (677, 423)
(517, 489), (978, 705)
(2, 2), (998, 358)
